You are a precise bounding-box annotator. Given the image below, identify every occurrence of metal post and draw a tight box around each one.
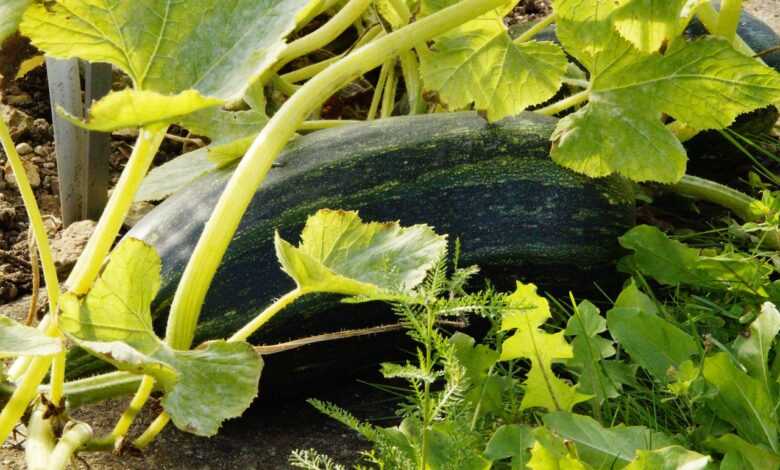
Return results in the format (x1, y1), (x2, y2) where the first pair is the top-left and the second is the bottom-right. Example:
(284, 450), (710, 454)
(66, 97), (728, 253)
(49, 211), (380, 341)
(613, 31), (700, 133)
(84, 62), (111, 220)
(46, 57), (87, 226)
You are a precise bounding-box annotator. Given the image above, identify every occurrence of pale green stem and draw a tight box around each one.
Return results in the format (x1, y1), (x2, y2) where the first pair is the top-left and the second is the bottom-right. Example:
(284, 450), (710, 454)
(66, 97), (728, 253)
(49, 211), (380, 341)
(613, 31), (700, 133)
(0, 118), (59, 313)
(562, 78), (589, 89)
(132, 413), (170, 449)
(715, 0), (743, 43)
(299, 119), (362, 131)
(0, 355), (52, 443)
(48, 422), (93, 470)
(535, 89), (589, 116)
(66, 126), (167, 295)
(272, 74), (300, 96)
(25, 407), (55, 470)
(229, 289), (305, 343)
(163, 0), (513, 351)
(275, 0), (372, 73)
(110, 375), (155, 444)
(697, 3), (757, 57)
(281, 26), (384, 83)
(62, 371), (143, 410)
(381, 61), (399, 118)
(49, 352), (65, 406)
(368, 61), (391, 120)
(296, 0), (343, 31)
(399, 50), (426, 114)
(514, 13), (556, 44)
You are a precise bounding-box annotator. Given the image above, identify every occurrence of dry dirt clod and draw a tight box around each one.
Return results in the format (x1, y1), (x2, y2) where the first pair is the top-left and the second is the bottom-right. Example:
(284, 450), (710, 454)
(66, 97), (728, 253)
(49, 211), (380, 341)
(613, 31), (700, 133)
(51, 219), (97, 277)
(3, 160), (41, 188)
(0, 194), (15, 227)
(0, 105), (33, 140)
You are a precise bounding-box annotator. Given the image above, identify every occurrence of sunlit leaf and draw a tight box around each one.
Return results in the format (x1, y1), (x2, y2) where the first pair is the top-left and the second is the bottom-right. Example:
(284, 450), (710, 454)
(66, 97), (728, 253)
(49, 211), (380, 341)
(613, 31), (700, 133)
(624, 446), (710, 470)
(275, 209), (447, 297)
(565, 301), (618, 404)
(419, 3), (566, 121)
(484, 424), (534, 468)
(59, 89), (222, 132)
(0, 316), (62, 358)
(703, 352), (777, 448)
(60, 238), (262, 437)
(21, 0), (314, 127)
(551, 6), (780, 183)
(612, 0), (706, 53)
(500, 283), (591, 412)
(527, 428), (590, 470)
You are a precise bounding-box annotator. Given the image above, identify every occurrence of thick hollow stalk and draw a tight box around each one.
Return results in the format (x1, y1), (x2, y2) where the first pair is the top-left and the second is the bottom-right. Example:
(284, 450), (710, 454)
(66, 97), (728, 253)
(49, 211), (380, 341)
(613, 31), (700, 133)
(381, 62), (399, 118)
(278, 0), (371, 69)
(66, 126), (166, 295)
(133, 413), (170, 449)
(0, 119), (59, 313)
(110, 375), (155, 443)
(164, 0), (512, 351)
(25, 407), (55, 470)
(50, 352), (65, 405)
(715, 0), (744, 43)
(0, 354), (53, 443)
(299, 119), (362, 131)
(48, 422), (93, 470)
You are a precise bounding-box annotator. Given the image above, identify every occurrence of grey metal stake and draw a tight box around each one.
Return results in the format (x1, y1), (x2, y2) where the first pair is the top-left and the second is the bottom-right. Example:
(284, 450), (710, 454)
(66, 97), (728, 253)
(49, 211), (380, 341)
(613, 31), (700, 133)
(46, 57), (87, 227)
(84, 62), (111, 220)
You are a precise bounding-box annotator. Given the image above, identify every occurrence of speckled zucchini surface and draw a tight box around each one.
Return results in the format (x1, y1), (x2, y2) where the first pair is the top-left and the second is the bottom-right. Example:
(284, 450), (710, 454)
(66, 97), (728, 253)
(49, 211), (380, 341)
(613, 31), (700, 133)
(67, 112), (635, 386)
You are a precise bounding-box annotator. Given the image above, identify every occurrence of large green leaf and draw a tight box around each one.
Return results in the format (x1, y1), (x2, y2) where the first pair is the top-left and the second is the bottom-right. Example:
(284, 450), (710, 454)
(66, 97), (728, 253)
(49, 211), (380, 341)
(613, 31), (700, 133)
(500, 283), (591, 412)
(550, 5), (780, 183)
(60, 238), (262, 437)
(484, 424), (535, 469)
(275, 209), (447, 297)
(527, 428), (590, 470)
(419, 2), (566, 121)
(607, 307), (697, 382)
(734, 303), (780, 395)
(0, 316), (62, 358)
(703, 352), (778, 449)
(543, 412), (676, 468)
(624, 446), (710, 470)
(612, 0), (706, 53)
(0, 0), (29, 44)
(21, 0), (315, 128)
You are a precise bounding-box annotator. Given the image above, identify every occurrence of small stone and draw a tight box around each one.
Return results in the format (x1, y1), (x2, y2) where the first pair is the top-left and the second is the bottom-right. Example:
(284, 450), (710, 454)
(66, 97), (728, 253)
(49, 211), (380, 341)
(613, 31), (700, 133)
(33, 145), (48, 156)
(51, 220), (97, 277)
(15, 142), (33, 155)
(0, 194), (15, 227)
(43, 162), (55, 169)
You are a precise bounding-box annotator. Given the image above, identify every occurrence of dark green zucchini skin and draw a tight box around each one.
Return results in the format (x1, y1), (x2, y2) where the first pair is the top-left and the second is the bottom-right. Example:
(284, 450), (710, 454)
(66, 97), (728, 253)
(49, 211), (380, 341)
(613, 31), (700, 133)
(66, 112), (635, 388)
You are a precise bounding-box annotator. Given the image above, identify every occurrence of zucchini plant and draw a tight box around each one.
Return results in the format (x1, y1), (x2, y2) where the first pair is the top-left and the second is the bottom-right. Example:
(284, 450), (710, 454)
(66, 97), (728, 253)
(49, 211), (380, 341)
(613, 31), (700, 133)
(0, 0), (778, 467)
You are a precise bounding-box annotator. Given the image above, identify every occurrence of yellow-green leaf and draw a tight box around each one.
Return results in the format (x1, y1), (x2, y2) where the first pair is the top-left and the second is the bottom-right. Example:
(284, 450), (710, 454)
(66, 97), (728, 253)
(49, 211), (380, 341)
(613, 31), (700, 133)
(612, 0), (707, 53)
(0, 0), (29, 44)
(60, 89), (222, 132)
(625, 446), (710, 470)
(275, 209), (447, 297)
(0, 316), (62, 358)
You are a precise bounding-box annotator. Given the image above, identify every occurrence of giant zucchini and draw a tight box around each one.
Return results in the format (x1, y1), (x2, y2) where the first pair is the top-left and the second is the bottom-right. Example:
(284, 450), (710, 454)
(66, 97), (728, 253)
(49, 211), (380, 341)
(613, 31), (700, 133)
(67, 112), (635, 388)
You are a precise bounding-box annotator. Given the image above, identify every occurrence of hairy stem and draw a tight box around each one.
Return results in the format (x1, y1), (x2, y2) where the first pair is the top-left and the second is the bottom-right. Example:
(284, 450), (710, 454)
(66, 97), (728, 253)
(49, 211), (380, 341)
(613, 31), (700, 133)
(164, 0), (511, 351)
(0, 354), (53, 443)
(229, 288), (305, 342)
(133, 413), (170, 449)
(25, 407), (55, 470)
(110, 376), (155, 445)
(535, 89), (589, 116)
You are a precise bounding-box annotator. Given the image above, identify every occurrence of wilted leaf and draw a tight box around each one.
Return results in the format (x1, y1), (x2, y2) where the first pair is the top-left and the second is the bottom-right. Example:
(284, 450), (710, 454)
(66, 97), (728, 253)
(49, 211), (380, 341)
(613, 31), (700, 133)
(60, 238), (262, 437)
(500, 283), (591, 412)
(275, 209), (447, 297)
(0, 316), (62, 358)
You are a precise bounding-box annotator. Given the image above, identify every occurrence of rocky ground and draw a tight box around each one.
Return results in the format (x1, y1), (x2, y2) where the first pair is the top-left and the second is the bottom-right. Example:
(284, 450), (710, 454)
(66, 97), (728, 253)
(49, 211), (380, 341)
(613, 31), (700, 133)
(0, 0), (777, 468)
